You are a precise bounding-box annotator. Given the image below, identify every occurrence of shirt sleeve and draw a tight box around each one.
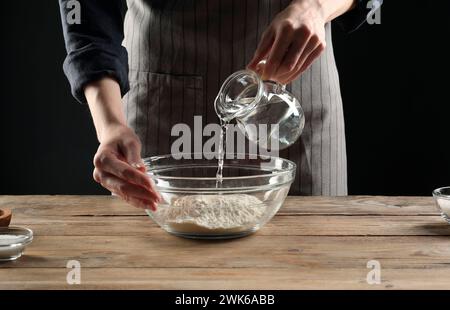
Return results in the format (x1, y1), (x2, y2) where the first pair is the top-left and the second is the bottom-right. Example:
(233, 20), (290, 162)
(59, 0), (129, 104)
(334, 0), (383, 33)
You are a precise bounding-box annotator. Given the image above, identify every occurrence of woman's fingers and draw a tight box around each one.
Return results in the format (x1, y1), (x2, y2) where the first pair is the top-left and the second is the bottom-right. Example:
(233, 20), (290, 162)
(248, 30), (275, 71)
(277, 36), (320, 83)
(298, 44), (325, 74)
(274, 27), (311, 77)
(91, 124), (162, 210)
(293, 35), (324, 74)
(249, 1), (328, 82)
(93, 168), (158, 210)
(119, 137), (145, 169)
(263, 26), (295, 80)
(278, 43), (325, 84)
(94, 151), (149, 189)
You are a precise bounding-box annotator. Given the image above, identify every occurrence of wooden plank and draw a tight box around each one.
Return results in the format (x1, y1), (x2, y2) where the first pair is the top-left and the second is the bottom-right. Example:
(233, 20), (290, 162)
(9, 215), (450, 237)
(280, 196), (438, 215)
(1, 235), (450, 269)
(0, 195), (142, 217)
(0, 195), (439, 216)
(0, 267), (449, 290)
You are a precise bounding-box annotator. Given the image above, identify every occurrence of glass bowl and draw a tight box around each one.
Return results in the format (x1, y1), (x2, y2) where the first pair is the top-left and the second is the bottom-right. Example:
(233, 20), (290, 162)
(0, 226), (33, 261)
(432, 187), (450, 223)
(144, 154), (295, 239)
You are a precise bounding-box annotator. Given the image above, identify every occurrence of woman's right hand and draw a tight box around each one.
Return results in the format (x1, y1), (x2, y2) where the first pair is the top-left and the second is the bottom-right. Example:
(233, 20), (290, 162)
(92, 123), (162, 210)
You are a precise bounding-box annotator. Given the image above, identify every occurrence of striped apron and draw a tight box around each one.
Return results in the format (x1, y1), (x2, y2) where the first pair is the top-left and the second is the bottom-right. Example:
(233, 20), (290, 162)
(122, 0), (347, 196)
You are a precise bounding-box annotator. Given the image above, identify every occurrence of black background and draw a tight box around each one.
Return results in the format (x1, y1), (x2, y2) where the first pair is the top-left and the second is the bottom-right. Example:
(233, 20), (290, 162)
(0, 1), (449, 196)
(3, 290), (449, 308)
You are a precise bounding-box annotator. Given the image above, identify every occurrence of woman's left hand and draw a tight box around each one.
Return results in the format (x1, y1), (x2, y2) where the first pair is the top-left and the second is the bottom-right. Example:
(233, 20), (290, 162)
(247, 0), (327, 84)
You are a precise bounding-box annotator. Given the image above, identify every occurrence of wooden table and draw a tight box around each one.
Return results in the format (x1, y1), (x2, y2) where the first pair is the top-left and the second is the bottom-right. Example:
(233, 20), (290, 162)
(0, 195), (449, 289)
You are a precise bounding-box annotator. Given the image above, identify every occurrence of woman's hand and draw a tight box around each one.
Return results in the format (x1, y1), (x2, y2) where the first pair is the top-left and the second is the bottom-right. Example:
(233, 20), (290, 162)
(92, 123), (162, 211)
(85, 77), (161, 211)
(248, 0), (353, 84)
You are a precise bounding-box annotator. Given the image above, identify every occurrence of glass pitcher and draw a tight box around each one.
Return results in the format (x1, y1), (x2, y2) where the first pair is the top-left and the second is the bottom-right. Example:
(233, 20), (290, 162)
(214, 67), (305, 150)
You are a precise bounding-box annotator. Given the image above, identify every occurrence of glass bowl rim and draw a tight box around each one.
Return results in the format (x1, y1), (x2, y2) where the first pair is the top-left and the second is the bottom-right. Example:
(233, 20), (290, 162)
(143, 153), (297, 182)
(0, 226), (33, 247)
(432, 186), (450, 200)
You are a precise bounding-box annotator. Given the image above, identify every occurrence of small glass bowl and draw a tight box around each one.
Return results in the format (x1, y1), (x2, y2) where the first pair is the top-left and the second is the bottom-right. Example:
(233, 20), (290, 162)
(0, 226), (33, 261)
(432, 187), (450, 223)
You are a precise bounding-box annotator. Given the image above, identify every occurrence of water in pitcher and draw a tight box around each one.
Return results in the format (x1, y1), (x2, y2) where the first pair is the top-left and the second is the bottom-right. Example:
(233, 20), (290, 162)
(235, 93), (303, 150)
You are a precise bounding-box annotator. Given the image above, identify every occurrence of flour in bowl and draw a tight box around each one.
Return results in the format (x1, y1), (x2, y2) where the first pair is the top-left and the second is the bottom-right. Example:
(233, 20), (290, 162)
(157, 194), (266, 234)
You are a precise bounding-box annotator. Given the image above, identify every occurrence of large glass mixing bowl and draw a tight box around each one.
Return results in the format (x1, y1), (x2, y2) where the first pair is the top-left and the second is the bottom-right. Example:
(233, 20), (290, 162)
(144, 154), (295, 239)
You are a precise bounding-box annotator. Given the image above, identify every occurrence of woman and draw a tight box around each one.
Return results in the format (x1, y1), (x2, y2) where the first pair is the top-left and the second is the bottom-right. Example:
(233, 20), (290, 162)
(59, 0), (376, 210)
